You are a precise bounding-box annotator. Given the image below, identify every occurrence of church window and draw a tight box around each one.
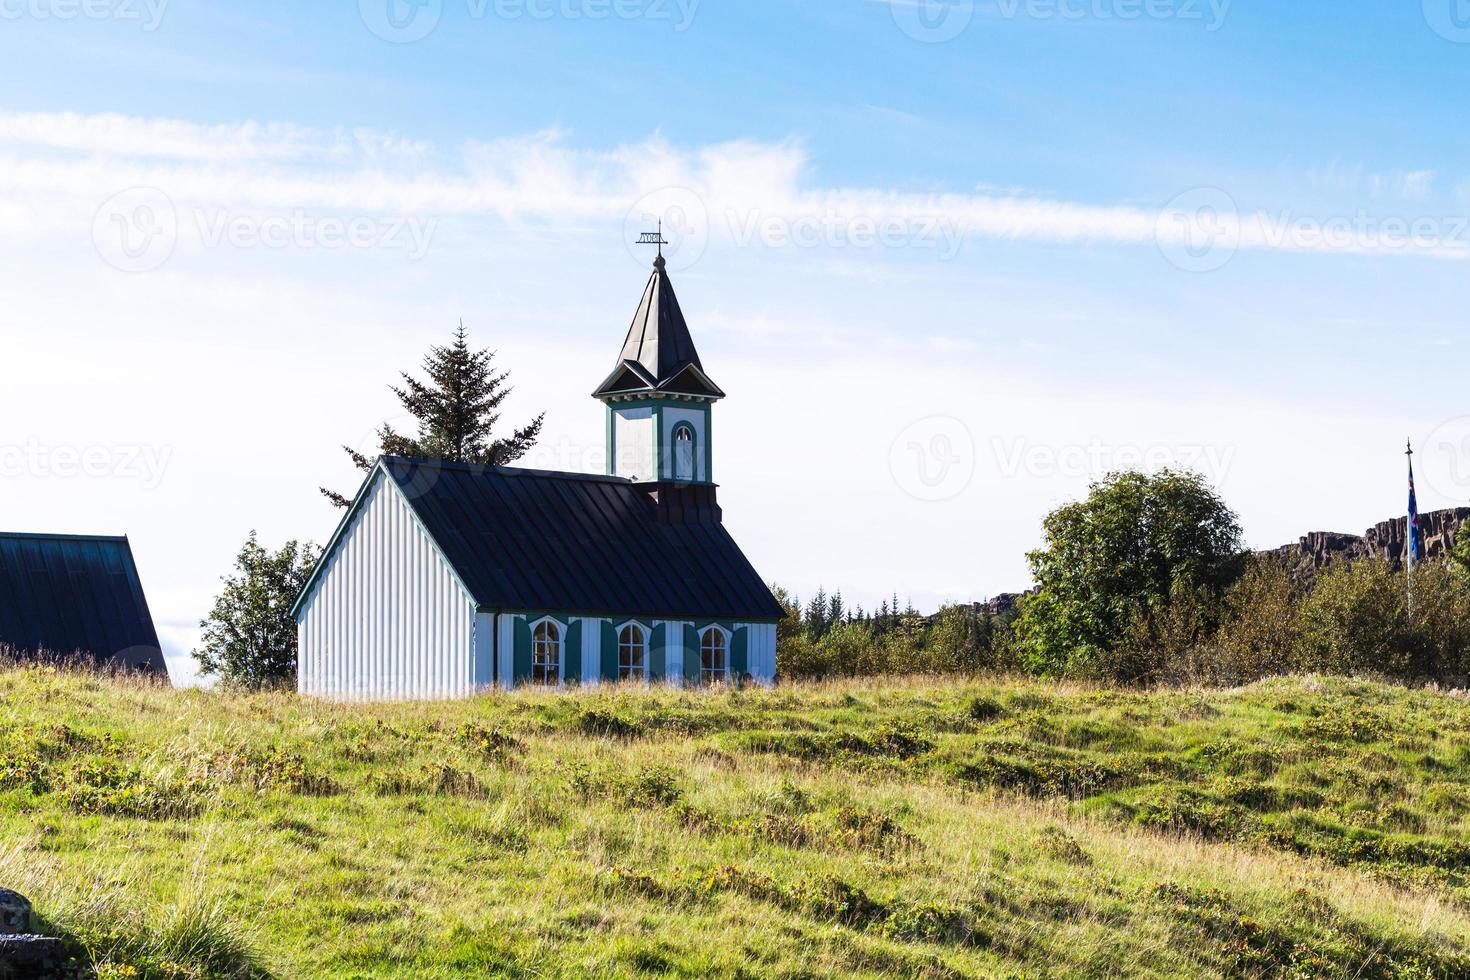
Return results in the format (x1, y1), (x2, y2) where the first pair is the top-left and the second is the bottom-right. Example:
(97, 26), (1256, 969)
(673, 423), (696, 482)
(700, 627), (726, 684)
(532, 620), (561, 684)
(619, 623), (647, 681)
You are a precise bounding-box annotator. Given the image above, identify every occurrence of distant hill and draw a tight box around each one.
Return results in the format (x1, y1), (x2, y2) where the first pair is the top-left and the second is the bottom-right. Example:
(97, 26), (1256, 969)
(1265, 506), (1470, 582)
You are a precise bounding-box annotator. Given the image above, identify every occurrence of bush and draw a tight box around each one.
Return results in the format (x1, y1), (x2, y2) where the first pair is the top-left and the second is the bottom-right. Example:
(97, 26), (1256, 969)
(1115, 583), (1225, 685)
(1403, 561), (1470, 679)
(1014, 470), (1246, 680)
(1295, 559), (1470, 680)
(1175, 560), (1305, 686)
(1297, 559), (1410, 676)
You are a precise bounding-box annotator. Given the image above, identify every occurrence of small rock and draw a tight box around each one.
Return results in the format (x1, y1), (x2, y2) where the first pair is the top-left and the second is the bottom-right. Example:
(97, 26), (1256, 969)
(0, 890), (31, 936)
(0, 934), (64, 971)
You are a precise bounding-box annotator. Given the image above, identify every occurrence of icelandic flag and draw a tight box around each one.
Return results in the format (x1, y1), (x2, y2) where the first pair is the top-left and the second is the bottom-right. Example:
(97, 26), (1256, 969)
(1408, 453), (1425, 571)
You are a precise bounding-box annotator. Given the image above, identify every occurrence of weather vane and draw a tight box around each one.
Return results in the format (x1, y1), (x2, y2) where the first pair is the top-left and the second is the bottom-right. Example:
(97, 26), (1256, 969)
(636, 219), (667, 259)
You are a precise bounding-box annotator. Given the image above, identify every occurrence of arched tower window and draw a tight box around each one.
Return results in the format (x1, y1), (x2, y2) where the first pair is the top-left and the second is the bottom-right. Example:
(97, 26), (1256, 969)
(700, 627), (727, 684)
(532, 620), (561, 684)
(618, 623), (647, 681)
(673, 423), (696, 482)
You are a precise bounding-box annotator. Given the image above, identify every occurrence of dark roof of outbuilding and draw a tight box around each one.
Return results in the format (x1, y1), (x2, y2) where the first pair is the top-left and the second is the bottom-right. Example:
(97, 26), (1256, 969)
(592, 256), (725, 400)
(295, 457), (783, 622)
(0, 533), (166, 671)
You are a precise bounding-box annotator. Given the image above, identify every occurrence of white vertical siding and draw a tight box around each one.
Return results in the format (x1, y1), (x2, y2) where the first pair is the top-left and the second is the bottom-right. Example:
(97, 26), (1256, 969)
(580, 617), (603, 687)
(661, 620), (689, 685)
(744, 622), (777, 685)
(497, 614), (516, 689)
(473, 611), (496, 691)
(612, 407), (655, 482)
(297, 473), (476, 701)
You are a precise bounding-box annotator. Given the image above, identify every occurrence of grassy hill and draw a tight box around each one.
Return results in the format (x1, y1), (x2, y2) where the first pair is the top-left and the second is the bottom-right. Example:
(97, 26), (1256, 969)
(2, 668), (1468, 979)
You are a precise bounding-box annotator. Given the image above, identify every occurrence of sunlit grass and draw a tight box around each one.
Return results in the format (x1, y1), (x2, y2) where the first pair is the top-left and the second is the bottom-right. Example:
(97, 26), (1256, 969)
(0, 666), (1467, 977)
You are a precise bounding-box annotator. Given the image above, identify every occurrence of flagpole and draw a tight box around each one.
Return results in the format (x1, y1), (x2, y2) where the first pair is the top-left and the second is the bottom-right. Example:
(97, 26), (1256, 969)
(1406, 438), (1415, 622)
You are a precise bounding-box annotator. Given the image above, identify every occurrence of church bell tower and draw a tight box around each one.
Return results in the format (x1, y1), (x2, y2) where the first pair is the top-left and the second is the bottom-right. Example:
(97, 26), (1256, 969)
(592, 245), (726, 523)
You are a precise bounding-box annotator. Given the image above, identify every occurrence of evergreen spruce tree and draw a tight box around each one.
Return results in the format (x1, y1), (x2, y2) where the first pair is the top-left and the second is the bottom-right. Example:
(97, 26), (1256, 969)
(828, 590), (846, 629)
(804, 588), (830, 640)
(322, 322), (545, 507)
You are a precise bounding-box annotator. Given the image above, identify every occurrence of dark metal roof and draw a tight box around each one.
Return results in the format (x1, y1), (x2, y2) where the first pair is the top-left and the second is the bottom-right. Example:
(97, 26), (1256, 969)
(0, 533), (166, 671)
(297, 457), (783, 622)
(592, 256), (725, 400)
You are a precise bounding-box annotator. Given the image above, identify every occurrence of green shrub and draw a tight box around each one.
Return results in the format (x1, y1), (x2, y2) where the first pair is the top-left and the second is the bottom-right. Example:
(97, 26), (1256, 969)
(1208, 560), (1303, 685)
(63, 761), (207, 820)
(1014, 470), (1246, 680)
(1295, 558), (1470, 679)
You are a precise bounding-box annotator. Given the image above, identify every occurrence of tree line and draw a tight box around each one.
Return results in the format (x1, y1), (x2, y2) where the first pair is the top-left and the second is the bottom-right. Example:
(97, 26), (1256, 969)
(777, 469), (1470, 686)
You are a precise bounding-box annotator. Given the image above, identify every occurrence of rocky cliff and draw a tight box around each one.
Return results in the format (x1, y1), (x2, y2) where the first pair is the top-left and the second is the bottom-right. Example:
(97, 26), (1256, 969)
(1264, 507), (1470, 582)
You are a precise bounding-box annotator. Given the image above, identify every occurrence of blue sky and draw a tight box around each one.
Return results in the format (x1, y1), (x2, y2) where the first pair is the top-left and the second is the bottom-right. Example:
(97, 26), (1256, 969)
(2, 0), (1470, 681)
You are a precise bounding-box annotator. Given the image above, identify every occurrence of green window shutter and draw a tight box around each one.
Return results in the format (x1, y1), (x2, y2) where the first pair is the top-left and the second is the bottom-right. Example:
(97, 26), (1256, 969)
(649, 623), (667, 682)
(731, 626), (749, 679)
(683, 624), (701, 687)
(564, 619), (583, 684)
(601, 621), (619, 681)
(512, 617), (533, 685)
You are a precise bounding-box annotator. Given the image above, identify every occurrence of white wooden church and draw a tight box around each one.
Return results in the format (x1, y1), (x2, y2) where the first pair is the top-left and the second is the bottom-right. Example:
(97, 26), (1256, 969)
(291, 253), (783, 700)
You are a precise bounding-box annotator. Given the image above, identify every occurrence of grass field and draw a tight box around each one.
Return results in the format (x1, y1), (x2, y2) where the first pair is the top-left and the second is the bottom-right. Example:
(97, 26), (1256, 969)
(2, 667), (1469, 978)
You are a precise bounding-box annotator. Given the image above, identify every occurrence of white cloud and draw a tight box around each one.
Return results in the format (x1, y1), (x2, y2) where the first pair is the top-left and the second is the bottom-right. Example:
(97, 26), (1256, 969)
(3, 108), (1463, 262)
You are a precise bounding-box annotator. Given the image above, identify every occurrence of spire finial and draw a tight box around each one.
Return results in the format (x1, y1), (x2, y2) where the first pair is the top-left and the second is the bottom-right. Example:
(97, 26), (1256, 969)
(636, 220), (668, 267)
(1407, 437), (1414, 459)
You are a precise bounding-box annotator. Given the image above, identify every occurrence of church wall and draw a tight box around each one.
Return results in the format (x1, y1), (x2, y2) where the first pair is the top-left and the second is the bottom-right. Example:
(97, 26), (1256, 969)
(612, 407), (656, 481)
(297, 472), (477, 701)
(661, 405), (711, 482)
(485, 613), (779, 688)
